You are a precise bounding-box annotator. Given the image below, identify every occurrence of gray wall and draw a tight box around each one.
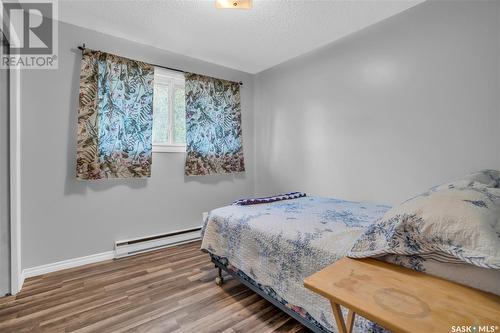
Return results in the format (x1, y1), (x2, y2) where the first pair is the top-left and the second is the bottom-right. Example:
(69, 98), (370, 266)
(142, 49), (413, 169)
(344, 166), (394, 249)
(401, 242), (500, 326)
(0, 40), (10, 294)
(254, 0), (500, 205)
(19, 0), (500, 269)
(20, 22), (255, 269)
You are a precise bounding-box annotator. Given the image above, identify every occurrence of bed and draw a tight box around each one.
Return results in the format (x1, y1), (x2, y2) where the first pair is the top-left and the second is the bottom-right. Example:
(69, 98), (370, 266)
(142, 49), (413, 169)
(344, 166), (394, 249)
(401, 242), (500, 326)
(201, 196), (391, 332)
(201, 187), (500, 332)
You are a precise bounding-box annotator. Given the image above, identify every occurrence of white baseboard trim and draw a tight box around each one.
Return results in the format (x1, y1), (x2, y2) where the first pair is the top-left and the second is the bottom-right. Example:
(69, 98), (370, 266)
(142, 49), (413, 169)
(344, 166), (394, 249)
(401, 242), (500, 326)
(17, 272), (25, 294)
(21, 234), (203, 283)
(22, 251), (115, 280)
(20, 226), (204, 288)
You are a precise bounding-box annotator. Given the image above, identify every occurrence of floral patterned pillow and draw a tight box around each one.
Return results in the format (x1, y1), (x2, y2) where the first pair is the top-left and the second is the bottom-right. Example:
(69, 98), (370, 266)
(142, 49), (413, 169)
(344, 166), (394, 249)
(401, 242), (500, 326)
(348, 181), (500, 269)
(452, 169), (500, 188)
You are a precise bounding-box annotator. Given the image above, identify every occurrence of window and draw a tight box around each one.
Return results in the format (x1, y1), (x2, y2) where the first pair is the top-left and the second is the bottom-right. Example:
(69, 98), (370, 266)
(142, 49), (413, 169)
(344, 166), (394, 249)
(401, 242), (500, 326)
(152, 67), (186, 152)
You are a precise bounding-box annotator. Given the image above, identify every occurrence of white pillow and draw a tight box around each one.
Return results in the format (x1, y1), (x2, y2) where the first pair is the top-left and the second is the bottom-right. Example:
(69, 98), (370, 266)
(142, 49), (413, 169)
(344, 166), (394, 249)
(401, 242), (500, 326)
(348, 181), (500, 269)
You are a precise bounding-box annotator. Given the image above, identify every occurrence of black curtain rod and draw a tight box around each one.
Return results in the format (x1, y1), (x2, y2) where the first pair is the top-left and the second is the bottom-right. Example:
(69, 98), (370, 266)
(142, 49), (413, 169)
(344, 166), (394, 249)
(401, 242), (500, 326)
(77, 44), (243, 86)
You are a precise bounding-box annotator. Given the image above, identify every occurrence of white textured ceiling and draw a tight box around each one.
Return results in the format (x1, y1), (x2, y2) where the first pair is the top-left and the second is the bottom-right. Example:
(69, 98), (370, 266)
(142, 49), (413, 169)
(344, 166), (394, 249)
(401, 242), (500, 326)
(58, 0), (424, 73)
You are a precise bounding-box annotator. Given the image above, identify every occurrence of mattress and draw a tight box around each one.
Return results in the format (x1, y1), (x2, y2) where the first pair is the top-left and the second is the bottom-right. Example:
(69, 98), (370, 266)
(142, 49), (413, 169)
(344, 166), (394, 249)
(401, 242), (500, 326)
(381, 254), (500, 296)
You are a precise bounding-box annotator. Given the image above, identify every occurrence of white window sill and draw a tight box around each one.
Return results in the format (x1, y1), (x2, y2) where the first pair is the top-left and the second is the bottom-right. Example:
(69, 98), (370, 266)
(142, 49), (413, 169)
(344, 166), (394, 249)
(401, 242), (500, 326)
(153, 145), (186, 153)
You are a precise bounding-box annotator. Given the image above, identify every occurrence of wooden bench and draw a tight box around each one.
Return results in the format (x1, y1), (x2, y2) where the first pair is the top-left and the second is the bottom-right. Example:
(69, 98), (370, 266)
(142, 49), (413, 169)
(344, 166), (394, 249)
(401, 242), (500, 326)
(304, 257), (500, 333)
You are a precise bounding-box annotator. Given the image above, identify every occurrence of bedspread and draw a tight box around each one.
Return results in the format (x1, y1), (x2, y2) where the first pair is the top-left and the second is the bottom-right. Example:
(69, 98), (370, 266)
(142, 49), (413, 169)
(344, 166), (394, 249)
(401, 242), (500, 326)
(201, 196), (391, 332)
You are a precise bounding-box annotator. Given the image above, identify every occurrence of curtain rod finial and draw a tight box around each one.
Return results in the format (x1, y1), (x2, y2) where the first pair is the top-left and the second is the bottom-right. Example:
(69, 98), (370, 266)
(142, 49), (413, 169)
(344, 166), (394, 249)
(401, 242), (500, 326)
(78, 43), (86, 57)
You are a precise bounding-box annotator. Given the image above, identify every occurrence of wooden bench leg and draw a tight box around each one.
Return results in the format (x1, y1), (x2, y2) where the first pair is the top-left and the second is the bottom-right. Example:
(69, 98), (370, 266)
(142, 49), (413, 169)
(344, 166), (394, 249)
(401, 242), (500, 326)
(346, 308), (355, 333)
(330, 301), (355, 333)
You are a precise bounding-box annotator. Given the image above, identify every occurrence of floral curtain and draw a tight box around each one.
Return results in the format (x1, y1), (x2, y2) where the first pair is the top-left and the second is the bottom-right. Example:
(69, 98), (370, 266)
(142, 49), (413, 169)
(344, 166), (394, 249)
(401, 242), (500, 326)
(76, 50), (154, 179)
(184, 73), (245, 176)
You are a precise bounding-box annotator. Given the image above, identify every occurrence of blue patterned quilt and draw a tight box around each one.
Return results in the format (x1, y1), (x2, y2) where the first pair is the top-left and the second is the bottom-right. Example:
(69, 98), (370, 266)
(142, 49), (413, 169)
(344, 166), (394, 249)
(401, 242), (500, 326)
(201, 196), (391, 332)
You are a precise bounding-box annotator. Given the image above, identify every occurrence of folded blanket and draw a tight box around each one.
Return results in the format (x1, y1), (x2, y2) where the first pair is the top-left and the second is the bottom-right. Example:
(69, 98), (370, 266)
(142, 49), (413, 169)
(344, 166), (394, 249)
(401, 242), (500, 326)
(232, 192), (306, 206)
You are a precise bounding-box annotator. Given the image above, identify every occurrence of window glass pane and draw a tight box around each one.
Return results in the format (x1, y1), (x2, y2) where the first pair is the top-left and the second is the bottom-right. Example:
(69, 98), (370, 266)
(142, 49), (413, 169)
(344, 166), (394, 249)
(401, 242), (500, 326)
(173, 87), (186, 144)
(153, 84), (169, 144)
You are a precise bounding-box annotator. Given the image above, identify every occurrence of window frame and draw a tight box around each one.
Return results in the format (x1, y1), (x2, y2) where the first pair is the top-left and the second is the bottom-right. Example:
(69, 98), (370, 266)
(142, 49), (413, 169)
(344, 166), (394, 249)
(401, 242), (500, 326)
(152, 67), (186, 153)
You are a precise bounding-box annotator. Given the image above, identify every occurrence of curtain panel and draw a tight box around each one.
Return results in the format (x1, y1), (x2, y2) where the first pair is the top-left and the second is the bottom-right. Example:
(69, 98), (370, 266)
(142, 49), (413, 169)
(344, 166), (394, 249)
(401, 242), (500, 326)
(76, 50), (154, 179)
(184, 73), (245, 176)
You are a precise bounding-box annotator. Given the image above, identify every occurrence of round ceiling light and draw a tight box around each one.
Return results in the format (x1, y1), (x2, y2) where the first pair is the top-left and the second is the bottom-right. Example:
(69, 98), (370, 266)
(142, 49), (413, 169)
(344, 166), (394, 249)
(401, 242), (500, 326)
(215, 0), (252, 9)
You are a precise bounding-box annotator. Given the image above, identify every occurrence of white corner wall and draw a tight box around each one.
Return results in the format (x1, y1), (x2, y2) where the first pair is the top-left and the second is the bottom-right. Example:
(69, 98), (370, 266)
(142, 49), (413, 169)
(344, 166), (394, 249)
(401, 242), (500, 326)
(254, 0), (500, 205)
(0, 43), (10, 295)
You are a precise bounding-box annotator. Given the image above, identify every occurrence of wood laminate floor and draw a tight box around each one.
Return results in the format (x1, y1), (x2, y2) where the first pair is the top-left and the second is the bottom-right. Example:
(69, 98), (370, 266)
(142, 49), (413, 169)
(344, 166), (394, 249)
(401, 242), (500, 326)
(0, 241), (309, 333)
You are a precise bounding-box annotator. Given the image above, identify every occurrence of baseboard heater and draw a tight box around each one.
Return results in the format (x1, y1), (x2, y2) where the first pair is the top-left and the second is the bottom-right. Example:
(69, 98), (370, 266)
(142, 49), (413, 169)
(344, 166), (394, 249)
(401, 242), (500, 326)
(114, 227), (202, 259)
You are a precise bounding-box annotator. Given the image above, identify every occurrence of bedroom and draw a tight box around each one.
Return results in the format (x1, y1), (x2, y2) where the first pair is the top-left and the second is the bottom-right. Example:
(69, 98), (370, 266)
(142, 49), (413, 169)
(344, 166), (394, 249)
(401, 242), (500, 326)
(0, 0), (499, 332)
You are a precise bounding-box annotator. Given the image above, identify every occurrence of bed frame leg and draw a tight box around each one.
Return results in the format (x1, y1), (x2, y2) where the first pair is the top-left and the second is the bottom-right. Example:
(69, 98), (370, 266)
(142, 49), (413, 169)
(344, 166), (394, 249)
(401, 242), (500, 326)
(215, 266), (224, 286)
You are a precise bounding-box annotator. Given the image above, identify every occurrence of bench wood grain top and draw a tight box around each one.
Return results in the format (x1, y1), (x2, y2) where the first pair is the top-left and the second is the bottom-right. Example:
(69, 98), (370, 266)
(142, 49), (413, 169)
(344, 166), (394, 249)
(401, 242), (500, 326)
(304, 258), (500, 333)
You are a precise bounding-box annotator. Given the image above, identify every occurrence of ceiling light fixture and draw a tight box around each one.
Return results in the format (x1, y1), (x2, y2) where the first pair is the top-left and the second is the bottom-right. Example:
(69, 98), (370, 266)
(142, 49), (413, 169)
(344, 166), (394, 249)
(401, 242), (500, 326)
(215, 0), (252, 9)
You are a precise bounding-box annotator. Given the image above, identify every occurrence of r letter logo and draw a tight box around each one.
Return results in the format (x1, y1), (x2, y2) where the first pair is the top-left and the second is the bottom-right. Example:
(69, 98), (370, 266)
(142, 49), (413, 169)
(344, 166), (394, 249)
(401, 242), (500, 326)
(1, 0), (58, 69)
